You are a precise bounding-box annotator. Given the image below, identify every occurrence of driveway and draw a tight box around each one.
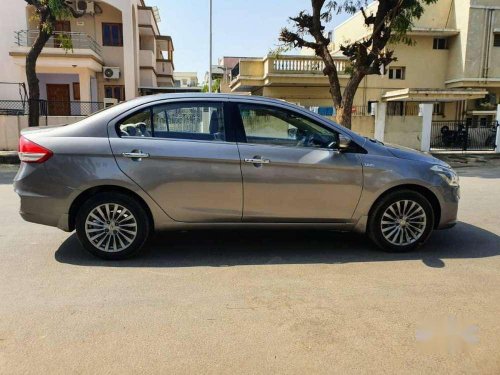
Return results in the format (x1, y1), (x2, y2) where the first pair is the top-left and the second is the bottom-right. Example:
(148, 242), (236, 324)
(0, 163), (499, 374)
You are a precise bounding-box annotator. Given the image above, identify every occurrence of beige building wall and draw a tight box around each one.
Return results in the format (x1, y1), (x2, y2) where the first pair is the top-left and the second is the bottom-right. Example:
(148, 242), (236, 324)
(384, 116), (423, 150)
(230, 0), (499, 127)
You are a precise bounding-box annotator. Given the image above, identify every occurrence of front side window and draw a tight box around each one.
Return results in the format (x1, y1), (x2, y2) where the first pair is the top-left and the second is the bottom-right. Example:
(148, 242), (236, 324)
(118, 103), (225, 141)
(238, 104), (338, 149)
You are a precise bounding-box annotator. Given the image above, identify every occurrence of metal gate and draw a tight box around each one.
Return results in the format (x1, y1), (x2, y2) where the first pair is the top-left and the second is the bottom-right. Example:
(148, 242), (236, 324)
(430, 121), (498, 151)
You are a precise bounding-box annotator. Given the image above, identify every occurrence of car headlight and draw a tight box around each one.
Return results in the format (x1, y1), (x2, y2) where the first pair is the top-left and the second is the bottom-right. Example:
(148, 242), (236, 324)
(431, 165), (459, 187)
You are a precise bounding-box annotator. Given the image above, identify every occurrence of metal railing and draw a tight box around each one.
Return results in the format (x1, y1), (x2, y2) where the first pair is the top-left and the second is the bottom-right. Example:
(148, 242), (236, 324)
(14, 30), (102, 57)
(0, 100), (104, 117)
(430, 121), (498, 151)
(304, 105), (371, 117)
(270, 56), (347, 75)
(230, 56), (348, 81)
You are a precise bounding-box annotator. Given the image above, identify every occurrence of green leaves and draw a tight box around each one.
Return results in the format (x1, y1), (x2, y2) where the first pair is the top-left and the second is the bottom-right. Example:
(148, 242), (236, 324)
(47, 0), (72, 19)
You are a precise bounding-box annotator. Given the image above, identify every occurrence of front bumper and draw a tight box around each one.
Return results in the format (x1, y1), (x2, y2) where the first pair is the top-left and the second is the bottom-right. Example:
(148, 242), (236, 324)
(436, 185), (459, 229)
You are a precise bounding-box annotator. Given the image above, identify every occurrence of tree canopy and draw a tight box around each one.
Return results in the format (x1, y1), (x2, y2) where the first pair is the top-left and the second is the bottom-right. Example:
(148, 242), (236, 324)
(279, 0), (437, 128)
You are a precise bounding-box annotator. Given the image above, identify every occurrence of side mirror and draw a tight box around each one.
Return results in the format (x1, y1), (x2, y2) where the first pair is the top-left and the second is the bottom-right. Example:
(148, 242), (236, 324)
(338, 134), (352, 151)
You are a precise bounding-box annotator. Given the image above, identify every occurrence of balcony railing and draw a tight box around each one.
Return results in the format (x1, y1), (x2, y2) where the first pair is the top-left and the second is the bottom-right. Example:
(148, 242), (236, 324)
(14, 30), (102, 57)
(270, 56), (347, 74)
(231, 55), (348, 83)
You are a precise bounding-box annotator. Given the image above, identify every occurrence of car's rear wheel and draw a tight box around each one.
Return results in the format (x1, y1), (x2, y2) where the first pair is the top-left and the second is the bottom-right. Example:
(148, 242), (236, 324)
(75, 192), (151, 260)
(368, 190), (434, 252)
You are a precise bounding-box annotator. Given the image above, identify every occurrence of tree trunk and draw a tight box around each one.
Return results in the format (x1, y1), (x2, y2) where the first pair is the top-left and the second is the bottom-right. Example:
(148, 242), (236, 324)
(335, 72), (365, 129)
(26, 13), (52, 127)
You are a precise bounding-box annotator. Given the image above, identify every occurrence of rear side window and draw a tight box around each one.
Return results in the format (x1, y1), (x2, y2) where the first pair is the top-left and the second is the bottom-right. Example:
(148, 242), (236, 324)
(118, 109), (152, 137)
(153, 103), (225, 141)
(118, 102), (225, 141)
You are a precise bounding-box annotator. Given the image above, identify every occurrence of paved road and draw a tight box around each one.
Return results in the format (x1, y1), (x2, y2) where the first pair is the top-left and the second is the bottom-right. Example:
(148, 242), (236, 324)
(0, 163), (499, 374)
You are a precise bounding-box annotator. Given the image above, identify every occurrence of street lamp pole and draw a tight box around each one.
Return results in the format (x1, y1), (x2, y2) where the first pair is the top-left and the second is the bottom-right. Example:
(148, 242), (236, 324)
(209, 0), (213, 93)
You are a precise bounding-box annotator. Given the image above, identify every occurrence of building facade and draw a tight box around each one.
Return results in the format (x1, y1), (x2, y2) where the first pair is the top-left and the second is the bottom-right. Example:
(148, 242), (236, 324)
(229, 0), (499, 126)
(0, 0), (174, 115)
(173, 72), (199, 88)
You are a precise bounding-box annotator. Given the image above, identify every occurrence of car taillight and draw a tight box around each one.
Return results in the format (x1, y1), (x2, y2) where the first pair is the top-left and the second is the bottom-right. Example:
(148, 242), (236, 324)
(18, 136), (53, 163)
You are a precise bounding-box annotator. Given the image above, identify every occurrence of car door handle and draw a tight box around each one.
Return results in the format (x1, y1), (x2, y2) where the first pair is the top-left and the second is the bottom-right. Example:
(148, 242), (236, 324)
(244, 157), (270, 164)
(122, 151), (150, 159)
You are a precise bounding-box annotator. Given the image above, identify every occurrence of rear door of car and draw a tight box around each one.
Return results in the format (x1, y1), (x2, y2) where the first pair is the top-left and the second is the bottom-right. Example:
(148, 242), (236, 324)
(109, 99), (243, 223)
(230, 100), (363, 222)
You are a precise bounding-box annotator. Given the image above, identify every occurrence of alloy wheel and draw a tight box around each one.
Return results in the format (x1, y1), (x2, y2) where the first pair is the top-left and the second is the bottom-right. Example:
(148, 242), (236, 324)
(84, 203), (138, 252)
(380, 200), (427, 246)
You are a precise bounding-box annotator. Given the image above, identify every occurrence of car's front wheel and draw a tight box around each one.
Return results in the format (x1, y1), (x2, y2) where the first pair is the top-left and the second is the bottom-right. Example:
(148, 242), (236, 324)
(368, 190), (434, 252)
(75, 192), (151, 260)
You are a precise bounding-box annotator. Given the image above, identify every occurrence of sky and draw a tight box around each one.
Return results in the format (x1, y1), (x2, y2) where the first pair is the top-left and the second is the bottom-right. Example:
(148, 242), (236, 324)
(147, 0), (351, 82)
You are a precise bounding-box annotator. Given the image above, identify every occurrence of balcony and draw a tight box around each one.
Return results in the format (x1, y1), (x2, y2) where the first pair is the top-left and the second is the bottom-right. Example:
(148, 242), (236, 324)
(229, 55), (348, 92)
(10, 30), (103, 71)
(156, 59), (174, 76)
(139, 49), (155, 68)
(138, 6), (160, 36)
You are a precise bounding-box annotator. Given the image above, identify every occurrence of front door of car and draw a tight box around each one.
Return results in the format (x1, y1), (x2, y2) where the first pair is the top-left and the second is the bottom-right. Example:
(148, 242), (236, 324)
(234, 103), (363, 222)
(109, 101), (243, 223)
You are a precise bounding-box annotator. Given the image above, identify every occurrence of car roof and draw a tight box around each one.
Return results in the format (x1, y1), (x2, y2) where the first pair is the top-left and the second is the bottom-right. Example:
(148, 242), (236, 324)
(127, 93), (289, 106)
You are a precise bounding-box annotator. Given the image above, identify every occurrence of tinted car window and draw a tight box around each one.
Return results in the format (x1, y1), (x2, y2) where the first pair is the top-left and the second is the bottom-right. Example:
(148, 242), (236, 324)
(118, 102), (225, 141)
(118, 108), (152, 137)
(238, 104), (338, 149)
(153, 103), (225, 141)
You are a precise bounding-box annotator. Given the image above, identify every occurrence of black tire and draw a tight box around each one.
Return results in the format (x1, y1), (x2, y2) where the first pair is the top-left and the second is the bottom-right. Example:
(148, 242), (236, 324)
(75, 192), (151, 260)
(367, 190), (434, 252)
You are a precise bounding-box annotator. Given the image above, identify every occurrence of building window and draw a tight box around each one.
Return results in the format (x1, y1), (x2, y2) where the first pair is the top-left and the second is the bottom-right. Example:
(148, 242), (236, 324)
(104, 85), (125, 101)
(388, 67), (405, 80)
(494, 33), (500, 47)
(72, 82), (80, 101)
(433, 38), (448, 50)
(102, 23), (123, 46)
(433, 102), (445, 115)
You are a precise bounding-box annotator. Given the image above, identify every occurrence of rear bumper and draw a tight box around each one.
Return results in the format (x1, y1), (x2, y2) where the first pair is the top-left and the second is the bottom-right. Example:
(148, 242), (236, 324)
(14, 163), (74, 232)
(19, 205), (71, 231)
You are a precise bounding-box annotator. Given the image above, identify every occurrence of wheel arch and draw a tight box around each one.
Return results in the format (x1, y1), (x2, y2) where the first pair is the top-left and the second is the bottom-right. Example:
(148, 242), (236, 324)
(368, 184), (441, 229)
(68, 185), (155, 231)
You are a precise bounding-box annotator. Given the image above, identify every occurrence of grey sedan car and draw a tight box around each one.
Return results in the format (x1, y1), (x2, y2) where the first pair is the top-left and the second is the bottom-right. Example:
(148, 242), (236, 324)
(14, 94), (459, 259)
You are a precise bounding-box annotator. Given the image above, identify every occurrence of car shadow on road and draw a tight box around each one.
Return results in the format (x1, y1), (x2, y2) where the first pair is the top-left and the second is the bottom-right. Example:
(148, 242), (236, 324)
(54, 221), (500, 269)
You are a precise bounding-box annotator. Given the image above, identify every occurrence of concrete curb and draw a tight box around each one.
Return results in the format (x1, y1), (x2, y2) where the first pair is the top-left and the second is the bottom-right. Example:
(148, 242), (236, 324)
(0, 152), (20, 165)
(432, 153), (500, 168)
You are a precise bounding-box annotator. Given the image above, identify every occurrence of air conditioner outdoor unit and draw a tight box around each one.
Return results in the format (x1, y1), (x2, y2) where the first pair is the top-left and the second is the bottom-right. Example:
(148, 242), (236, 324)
(76, 1), (95, 15)
(103, 67), (120, 80)
(104, 98), (119, 108)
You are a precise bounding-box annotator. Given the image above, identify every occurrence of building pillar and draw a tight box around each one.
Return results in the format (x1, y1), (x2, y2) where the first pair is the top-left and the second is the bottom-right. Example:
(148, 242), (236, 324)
(78, 70), (91, 102)
(374, 102), (386, 142)
(78, 70), (92, 116)
(495, 104), (500, 153)
(420, 103), (433, 152)
(122, 5), (138, 100)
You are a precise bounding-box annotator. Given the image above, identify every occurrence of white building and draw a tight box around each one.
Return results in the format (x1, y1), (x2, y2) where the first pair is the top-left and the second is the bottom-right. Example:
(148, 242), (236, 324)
(0, 0), (174, 115)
